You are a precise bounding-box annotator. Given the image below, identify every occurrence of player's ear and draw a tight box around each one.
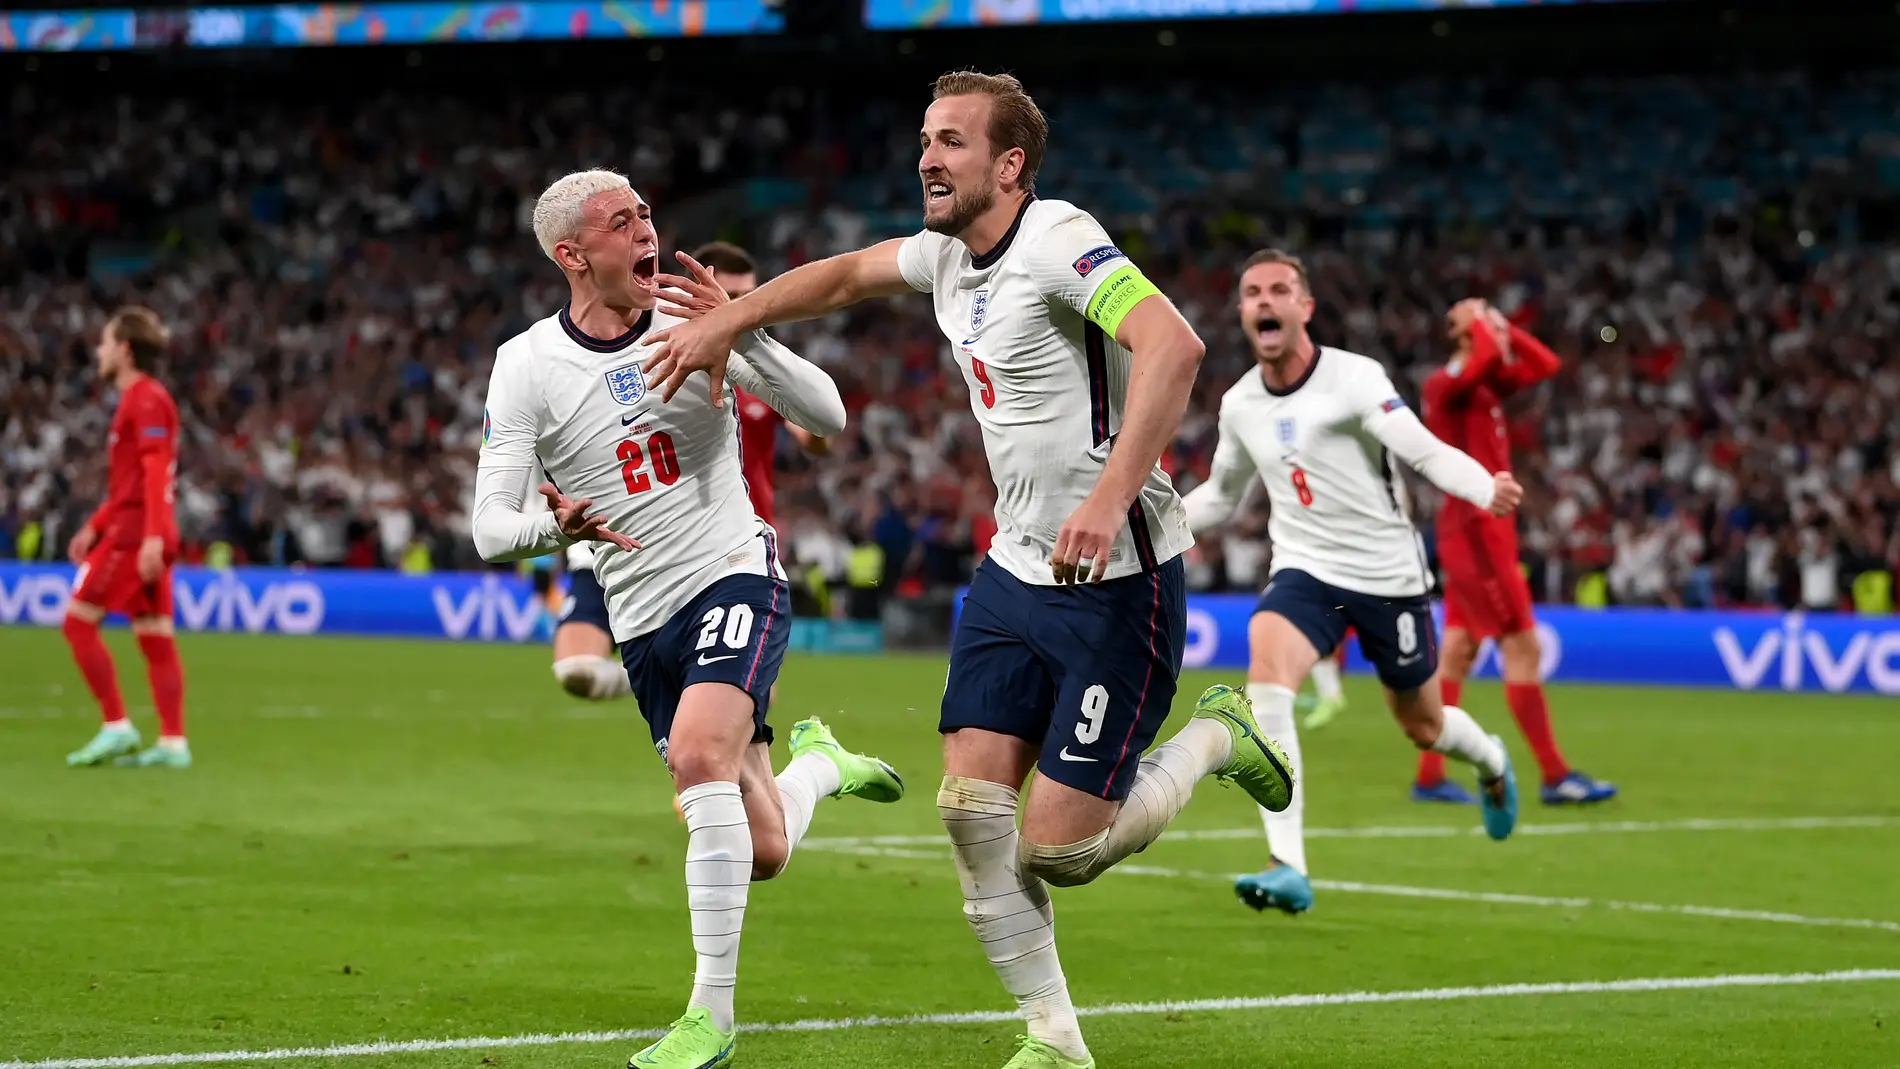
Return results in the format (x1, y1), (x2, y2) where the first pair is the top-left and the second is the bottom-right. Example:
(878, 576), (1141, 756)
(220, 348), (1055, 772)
(997, 146), (1025, 188)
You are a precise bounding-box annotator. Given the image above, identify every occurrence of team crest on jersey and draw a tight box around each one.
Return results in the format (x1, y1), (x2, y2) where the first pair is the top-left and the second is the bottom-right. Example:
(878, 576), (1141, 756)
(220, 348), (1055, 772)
(604, 362), (648, 405)
(971, 289), (989, 332)
(1277, 418), (1297, 445)
(1072, 245), (1122, 277)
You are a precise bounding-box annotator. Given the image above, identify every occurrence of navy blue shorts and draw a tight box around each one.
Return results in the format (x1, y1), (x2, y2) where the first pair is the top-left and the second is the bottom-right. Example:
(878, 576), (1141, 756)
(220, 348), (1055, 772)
(1256, 569), (1438, 692)
(942, 557), (1186, 801)
(560, 566), (613, 634)
(619, 573), (790, 765)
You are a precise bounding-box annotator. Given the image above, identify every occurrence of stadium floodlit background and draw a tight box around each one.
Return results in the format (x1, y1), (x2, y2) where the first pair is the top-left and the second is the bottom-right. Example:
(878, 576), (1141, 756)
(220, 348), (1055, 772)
(3, 1), (1899, 1066)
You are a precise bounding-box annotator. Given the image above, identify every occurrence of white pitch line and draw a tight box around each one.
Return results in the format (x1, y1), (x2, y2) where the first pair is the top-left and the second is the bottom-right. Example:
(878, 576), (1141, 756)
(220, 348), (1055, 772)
(6, 969), (1898, 1069)
(801, 813), (1900, 851)
(1109, 866), (1900, 934)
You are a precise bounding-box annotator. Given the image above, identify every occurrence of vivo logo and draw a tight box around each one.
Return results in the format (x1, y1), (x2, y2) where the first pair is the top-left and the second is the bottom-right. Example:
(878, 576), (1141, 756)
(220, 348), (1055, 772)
(176, 574), (325, 634)
(433, 575), (544, 641)
(0, 573), (74, 626)
(1713, 614), (1900, 694)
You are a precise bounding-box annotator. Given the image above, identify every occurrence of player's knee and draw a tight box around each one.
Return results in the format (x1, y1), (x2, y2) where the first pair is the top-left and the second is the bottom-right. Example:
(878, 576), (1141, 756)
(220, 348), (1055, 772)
(666, 745), (734, 790)
(551, 655), (624, 700)
(1019, 829), (1112, 888)
(1499, 629), (1542, 678)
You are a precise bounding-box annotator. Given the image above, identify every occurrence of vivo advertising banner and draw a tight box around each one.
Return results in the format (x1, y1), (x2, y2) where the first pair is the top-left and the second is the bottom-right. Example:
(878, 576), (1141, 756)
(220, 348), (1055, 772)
(3, 564), (1897, 693)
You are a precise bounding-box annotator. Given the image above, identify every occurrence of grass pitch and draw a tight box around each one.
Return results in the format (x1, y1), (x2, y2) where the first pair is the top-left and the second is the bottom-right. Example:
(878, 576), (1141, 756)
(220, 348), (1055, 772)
(1, 627), (1896, 1068)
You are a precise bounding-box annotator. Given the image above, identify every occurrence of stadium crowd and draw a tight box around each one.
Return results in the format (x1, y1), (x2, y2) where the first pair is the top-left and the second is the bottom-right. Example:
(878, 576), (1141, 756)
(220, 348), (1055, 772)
(4, 70), (1899, 613)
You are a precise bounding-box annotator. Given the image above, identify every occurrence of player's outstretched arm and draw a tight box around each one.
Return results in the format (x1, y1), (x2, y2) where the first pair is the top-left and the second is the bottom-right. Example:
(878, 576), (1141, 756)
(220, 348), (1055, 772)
(726, 333), (847, 438)
(1182, 413), (1258, 535)
(1363, 400), (1520, 516)
(645, 239), (914, 405)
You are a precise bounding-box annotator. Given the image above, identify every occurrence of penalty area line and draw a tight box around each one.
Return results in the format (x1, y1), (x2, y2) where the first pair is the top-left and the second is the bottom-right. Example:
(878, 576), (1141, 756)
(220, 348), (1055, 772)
(6, 970), (1900, 1069)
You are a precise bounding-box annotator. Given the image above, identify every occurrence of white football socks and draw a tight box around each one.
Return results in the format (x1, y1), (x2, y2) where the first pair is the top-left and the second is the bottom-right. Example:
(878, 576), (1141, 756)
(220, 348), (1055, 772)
(1309, 656), (1343, 703)
(679, 781), (751, 1033)
(1103, 716), (1232, 861)
(938, 776), (1089, 1064)
(774, 751), (841, 860)
(1248, 683), (1307, 875)
(551, 655), (630, 700)
(1432, 704), (1508, 781)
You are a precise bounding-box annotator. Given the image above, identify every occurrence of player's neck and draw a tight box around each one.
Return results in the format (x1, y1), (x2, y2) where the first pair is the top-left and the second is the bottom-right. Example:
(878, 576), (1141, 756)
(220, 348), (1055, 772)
(1257, 335), (1317, 391)
(957, 191), (1032, 262)
(566, 291), (646, 342)
(111, 367), (147, 392)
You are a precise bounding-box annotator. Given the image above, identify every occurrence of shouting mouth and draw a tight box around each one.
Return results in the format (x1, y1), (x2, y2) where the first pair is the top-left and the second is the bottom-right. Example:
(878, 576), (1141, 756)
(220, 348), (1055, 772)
(632, 250), (658, 293)
(1256, 316), (1285, 348)
(924, 179), (953, 209)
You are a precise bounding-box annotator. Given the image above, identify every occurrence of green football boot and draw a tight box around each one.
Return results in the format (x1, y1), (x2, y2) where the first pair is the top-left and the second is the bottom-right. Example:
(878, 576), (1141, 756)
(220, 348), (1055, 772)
(67, 722), (141, 767)
(1000, 1036), (1095, 1069)
(788, 717), (904, 803)
(1303, 693), (1348, 731)
(1194, 684), (1296, 813)
(627, 1007), (735, 1069)
(116, 742), (192, 769)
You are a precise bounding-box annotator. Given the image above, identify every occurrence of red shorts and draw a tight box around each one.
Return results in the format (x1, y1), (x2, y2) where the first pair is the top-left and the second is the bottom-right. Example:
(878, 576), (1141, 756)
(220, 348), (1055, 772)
(1437, 515), (1533, 640)
(73, 543), (174, 620)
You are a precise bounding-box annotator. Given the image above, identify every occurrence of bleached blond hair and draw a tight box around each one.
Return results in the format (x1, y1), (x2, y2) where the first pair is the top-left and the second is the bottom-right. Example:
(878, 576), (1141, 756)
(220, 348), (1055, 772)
(532, 169), (632, 263)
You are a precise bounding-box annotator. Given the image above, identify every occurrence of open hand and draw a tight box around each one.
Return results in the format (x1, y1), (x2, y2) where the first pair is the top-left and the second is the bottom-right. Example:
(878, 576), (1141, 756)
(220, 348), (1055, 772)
(1489, 471), (1524, 517)
(1050, 491), (1123, 584)
(643, 254), (741, 407)
(655, 252), (731, 322)
(540, 483), (642, 552)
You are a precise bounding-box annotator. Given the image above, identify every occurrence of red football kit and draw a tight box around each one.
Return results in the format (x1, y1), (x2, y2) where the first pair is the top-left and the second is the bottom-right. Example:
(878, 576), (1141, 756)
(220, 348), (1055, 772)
(75, 374), (180, 618)
(1420, 322), (1560, 640)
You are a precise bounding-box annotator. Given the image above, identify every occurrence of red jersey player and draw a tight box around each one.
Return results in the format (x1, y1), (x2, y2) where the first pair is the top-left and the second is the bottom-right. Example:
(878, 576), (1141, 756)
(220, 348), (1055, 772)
(63, 306), (191, 769)
(1418, 299), (1614, 805)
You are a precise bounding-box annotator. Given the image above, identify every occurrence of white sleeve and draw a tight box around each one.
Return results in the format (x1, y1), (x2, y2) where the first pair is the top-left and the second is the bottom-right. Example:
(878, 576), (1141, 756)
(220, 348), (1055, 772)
(1021, 212), (1135, 319)
(1353, 364), (1496, 510)
(471, 345), (571, 562)
(725, 330), (847, 438)
(1183, 406), (1260, 534)
(896, 231), (939, 293)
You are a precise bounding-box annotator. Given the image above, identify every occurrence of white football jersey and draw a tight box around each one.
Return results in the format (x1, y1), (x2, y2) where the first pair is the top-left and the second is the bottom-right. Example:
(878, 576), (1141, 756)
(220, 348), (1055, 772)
(898, 198), (1192, 585)
(1189, 347), (1467, 598)
(479, 308), (798, 641)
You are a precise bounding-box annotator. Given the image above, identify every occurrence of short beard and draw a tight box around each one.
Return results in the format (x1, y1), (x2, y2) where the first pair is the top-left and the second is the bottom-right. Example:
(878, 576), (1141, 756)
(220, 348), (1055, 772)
(924, 183), (996, 237)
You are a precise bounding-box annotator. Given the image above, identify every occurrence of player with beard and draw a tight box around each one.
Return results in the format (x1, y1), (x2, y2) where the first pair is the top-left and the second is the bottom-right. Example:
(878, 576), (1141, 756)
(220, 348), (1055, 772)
(1184, 250), (1524, 916)
(639, 71), (1294, 1069)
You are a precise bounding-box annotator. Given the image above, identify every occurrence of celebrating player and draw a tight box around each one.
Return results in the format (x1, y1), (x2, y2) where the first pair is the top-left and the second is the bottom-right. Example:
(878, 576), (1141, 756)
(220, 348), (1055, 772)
(641, 71), (1293, 1069)
(547, 242), (827, 705)
(472, 170), (903, 1069)
(1418, 300), (1617, 805)
(62, 307), (191, 770)
(1183, 250), (1523, 917)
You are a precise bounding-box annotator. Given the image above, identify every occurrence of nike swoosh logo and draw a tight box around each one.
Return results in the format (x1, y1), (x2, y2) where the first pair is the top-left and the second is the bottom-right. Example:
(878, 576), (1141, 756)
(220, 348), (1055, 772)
(1396, 655), (1422, 666)
(621, 413), (638, 426)
(1058, 747), (1098, 763)
(697, 653), (739, 666)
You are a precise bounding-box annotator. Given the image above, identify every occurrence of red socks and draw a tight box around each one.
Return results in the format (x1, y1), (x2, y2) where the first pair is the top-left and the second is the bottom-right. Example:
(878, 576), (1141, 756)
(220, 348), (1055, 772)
(1414, 676), (1462, 786)
(1505, 682), (1567, 786)
(137, 633), (187, 739)
(63, 616), (127, 725)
